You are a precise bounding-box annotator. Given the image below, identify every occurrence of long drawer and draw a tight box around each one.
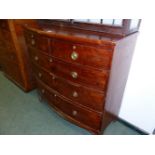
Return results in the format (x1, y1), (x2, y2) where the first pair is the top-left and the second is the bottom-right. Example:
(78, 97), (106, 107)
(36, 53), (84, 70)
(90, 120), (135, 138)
(34, 66), (105, 112)
(49, 57), (109, 91)
(37, 80), (102, 130)
(52, 39), (113, 70)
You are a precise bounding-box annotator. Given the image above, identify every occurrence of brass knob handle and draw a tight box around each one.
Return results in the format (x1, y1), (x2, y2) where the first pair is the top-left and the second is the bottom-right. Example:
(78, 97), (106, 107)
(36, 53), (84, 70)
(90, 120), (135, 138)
(71, 72), (78, 79)
(31, 34), (34, 38)
(49, 58), (53, 63)
(31, 39), (35, 45)
(38, 73), (42, 78)
(71, 51), (78, 60)
(72, 45), (76, 49)
(54, 94), (57, 97)
(49, 72), (56, 80)
(72, 110), (77, 116)
(34, 56), (39, 61)
(72, 91), (78, 98)
(41, 89), (45, 94)
(52, 75), (56, 80)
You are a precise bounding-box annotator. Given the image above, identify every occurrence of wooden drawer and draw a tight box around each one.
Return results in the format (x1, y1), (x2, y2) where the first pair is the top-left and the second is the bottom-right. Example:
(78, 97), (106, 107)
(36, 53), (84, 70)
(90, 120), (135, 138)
(28, 47), (51, 70)
(34, 66), (105, 112)
(25, 30), (49, 53)
(37, 80), (102, 130)
(52, 39), (113, 69)
(28, 49), (109, 91)
(37, 79), (56, 103)
(33, 65), (56, 88)
(50, 57), (109, 91)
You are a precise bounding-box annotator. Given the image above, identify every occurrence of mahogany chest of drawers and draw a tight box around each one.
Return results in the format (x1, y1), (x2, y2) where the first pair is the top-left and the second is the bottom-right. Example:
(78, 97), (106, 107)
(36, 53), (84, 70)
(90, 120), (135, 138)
(24, 23), (138, 134)
(0, 19), (37, 91)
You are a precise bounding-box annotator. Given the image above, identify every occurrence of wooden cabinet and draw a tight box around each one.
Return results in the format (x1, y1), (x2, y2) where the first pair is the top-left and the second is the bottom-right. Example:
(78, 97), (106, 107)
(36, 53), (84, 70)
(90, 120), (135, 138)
(24, 20), (139, 134)
(0, 19), (37, 91)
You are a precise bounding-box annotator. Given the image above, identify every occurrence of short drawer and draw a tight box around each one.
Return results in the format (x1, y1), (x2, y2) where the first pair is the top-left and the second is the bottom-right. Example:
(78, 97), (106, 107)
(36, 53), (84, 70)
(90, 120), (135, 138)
(50, 57), (109, 91)
(25, 30), (49, 53)
(52, 39), (113, 69)
(37, 80), (102, 130)
(34, 66), (105, 112)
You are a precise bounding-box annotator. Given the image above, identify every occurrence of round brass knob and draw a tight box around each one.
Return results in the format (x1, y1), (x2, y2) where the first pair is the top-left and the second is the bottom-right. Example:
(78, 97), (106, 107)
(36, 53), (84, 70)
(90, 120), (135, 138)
(52, 75), (56, 80)
(71, 51), (78, 60)
(72, 45), (76, 49)
(31, 34), (34, 38)
(71, 72), (78, 79)
(41, 89), (45, 94)
(38, 73), (42, 78)
(54, 94), (57, 97)
(34, 56), (39, 61)
(49, 72), (56, 80)
(72, 91), (78, 98)
(72, 110), (77, 116)
(49, 58), (53, 63)
(31, 39), (35, 45)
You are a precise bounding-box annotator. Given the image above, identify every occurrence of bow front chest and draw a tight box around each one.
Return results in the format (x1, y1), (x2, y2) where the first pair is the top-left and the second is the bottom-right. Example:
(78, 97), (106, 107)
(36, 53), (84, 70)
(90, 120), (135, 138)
(24, 23), (138, 134)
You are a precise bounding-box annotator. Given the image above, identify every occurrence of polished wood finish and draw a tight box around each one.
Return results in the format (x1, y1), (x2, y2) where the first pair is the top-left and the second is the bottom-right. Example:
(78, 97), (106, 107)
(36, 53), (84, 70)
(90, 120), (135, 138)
(0, 19), (37, 91)
(37, 79), (102, 133)
(38, 19), (141, 37)
(52, 38), (113, 70)
(24, 21), (139, 134)
(34, 65), (105, 112)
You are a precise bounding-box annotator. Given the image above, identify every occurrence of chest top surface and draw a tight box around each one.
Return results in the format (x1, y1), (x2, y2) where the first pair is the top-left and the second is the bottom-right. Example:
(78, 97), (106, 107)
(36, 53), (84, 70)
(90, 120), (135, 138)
(24, 24), (124, 48)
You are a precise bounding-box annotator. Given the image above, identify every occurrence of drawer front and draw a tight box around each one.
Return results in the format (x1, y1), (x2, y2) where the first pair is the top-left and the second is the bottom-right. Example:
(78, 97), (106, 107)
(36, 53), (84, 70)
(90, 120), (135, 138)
(28, 49), (109, 91)
(28, 48), (51, 70)
(50, 57), (109, 91)
(37, 80), (102, 130)
(52, 39), (113, 69)
(34, 66), (105, 112)
(37, 79), (56, 103)
(25, 30), (49, 53)
(33, 65), (56, 89)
